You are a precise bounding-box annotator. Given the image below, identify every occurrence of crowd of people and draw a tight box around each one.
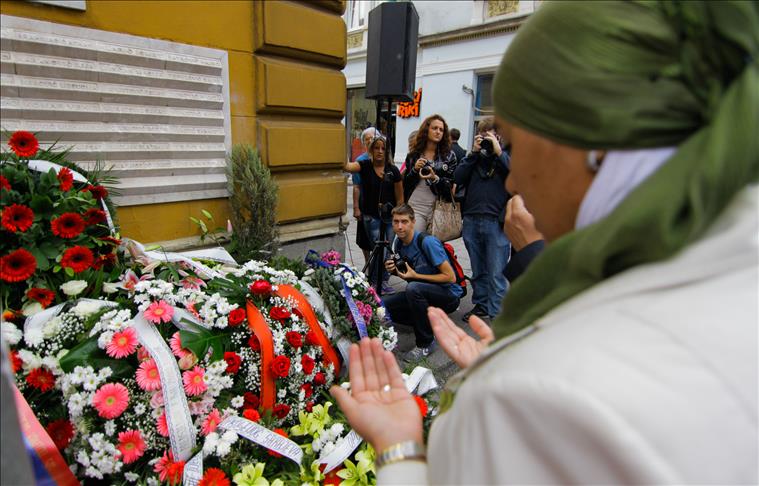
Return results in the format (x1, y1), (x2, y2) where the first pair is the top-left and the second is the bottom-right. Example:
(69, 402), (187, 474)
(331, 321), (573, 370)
(344, 110), (538, 361)
(338, 0), (757, 484)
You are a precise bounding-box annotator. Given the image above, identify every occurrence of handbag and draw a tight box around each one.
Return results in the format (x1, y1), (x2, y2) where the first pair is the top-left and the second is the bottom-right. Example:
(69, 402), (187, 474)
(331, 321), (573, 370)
(428, 195), (463, 242)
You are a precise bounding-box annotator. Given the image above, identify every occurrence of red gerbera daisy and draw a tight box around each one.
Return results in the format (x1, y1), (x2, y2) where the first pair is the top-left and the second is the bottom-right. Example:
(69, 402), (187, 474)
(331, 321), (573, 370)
(51, 213), (85, 239)
(83, 208), (106, 226)
(60, 246), (94, 273)
(100, 235), (121, 246)
(7, 131), (39, 158)
(45, 419), (74, 450)
(92, 252), (116, 270)
(26, 367), (55, 392)
(82, 184), (108, 200)
(198, 468), (230, 486)
(0, 249), (37, 282)
(0, 175), (10, 191)
(26, 287), (55, 308)
(1, 204), (34, 232)
(57, 167), (74, 192)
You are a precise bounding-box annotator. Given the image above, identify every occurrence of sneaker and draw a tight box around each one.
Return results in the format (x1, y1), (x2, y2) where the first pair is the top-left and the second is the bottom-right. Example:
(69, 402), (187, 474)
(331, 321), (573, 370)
(463, 305), (489, 321)
(402, 341), (436, 363)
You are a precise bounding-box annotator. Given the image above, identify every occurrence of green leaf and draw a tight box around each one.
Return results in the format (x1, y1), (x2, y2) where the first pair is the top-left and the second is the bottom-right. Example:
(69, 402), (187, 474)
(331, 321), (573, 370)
(201, 209), (214, 221)
(59, 337), (133, 377)
(179, 328), (226, 362)
(39, 242), (59, 259)
(53, 265), (61, 273)
(64, 266), (74, 277)
(29, 247), (50, 271)
(29, 194), (54, 215)
(189, 216), (201, 225)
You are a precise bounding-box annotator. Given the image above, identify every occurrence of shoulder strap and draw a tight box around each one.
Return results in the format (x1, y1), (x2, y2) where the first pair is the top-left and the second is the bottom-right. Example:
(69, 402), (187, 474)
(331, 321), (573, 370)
(414, 232), (433, 266)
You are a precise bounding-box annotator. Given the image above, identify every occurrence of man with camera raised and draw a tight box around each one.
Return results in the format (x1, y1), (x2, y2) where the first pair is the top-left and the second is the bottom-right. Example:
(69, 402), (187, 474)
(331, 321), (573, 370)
(454, 117), (512, 321)
(383, 204), (464, 363)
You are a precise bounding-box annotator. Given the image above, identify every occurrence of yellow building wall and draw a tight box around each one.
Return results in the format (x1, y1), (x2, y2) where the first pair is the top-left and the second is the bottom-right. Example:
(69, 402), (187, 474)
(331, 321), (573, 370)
(0, 0), (347, 243)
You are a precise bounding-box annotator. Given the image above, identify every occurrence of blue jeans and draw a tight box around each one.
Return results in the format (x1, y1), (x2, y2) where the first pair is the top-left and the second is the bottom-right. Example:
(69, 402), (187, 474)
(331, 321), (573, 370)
(383, 281), (460, 348)
(363, 215), (393, 285)
(462, 215), (510, 317)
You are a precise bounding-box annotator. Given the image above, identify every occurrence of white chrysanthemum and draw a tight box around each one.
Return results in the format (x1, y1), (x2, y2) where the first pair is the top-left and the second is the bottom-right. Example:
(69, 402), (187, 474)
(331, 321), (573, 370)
(215, 440), (232, 457)
(76, 450), (90, 466)
(330, 423), (344, 436)
(18, 349), (42, 370)
(24, 325), (44, 347)
(85, 466), (103, 479)
(97, 330), (114, 350)
(124, 472), (140, 482)
(134, 403), (146, 415)
(230, 395), (244, 408)
(321, 441), (336, 457)
(1, 322), (22, 346)
(203, 433), (219, 456)
(98, 367), (113, 380)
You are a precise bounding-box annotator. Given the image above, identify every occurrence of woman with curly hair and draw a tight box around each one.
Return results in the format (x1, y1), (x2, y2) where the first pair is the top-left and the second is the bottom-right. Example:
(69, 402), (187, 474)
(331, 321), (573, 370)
(402, 115), (457, 233)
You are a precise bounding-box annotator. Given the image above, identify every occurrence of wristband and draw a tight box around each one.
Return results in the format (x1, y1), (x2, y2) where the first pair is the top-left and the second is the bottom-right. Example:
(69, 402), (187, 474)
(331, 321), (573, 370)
(375, 440), (426, 469)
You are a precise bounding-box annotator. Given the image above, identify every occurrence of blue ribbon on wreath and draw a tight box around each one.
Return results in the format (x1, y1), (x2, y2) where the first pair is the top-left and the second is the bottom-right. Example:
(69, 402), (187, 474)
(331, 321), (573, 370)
(305, 250), (368, 339)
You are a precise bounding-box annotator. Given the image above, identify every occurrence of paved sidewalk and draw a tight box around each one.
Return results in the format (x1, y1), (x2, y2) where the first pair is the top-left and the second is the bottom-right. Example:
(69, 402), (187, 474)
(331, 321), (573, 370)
(341, 187), (485, 385)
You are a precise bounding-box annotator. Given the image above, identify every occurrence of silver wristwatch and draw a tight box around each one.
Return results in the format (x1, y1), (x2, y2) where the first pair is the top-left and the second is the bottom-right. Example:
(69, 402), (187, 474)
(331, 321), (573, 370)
(375, 440), (427, 469)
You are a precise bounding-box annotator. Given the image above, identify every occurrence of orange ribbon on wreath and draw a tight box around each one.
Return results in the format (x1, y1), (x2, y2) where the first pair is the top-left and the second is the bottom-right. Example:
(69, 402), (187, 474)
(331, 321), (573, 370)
(275, 284), (341, 375)
(246, 300), (276, 410)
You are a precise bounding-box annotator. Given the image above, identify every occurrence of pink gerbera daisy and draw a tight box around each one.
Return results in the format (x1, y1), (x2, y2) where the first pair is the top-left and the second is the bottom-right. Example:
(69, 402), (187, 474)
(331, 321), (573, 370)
(117, 430), (146, 464)
(156, 411), (170, 437)
(92, 383), (129, 419)
(144, 300), (174, 324)
(106, 328), (138, 358)
(169, 332), (192, 359)
(136, 359), (162, 391)
(182, 366), (207, 396)
(200, 409), (221, 436)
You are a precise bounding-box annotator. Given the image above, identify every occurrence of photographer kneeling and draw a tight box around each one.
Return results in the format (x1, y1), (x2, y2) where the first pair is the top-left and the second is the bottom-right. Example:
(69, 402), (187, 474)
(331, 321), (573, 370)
(383, 204), (463, 363)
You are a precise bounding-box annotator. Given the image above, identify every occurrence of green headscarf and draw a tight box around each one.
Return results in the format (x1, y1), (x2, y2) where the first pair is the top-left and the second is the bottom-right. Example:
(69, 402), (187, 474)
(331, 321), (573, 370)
(491, 0), (759, 338)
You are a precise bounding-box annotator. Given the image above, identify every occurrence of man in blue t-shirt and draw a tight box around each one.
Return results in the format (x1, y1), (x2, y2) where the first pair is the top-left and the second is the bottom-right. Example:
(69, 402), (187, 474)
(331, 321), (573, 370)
(383, 204), (463, 363)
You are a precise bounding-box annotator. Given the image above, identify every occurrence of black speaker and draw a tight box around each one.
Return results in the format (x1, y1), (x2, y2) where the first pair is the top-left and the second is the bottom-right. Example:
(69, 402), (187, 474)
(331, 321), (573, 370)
(365, 2), (419, 102)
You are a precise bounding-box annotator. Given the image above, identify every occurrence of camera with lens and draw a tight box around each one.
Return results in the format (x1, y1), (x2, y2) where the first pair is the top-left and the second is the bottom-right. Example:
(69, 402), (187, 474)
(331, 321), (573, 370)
(387, 253), (408, 274)
(479, 136), (495, 157)
(419, 161), (433, 177)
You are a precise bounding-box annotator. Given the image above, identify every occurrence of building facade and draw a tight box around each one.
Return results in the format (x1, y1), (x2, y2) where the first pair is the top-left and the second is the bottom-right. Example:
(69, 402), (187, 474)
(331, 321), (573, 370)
(1, 0), (348, 252)
(343, 0), (538, 164)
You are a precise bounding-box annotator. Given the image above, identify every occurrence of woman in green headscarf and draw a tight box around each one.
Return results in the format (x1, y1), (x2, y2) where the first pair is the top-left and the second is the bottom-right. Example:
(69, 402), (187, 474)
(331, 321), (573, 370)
(331, 1), (758, 483)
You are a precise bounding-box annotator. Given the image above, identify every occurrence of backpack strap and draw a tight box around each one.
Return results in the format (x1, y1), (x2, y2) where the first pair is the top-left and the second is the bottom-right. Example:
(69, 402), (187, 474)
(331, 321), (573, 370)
(414, 232), (433, 268)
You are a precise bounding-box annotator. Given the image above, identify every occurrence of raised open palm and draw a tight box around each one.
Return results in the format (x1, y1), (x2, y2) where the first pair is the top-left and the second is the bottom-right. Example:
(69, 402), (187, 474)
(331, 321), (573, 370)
(330, 338), (423, 452)
(428, 307), (494, 368)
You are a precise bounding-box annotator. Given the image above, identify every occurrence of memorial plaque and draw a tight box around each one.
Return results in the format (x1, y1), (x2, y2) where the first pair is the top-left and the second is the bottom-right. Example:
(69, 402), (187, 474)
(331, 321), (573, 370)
(0, 15), (231, 206)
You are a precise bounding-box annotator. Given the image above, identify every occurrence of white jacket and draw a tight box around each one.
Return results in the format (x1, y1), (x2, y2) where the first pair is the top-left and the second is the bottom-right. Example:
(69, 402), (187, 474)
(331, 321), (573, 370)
(379, 185), (758, 484)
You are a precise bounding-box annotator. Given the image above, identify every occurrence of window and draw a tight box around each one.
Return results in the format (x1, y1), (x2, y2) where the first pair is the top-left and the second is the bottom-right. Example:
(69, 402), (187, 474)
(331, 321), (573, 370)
(344, 1), (388, 31)
(473, 73), (495, 137)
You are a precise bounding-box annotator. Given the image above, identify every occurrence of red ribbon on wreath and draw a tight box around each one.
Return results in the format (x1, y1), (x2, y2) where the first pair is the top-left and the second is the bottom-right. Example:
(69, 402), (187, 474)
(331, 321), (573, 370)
(13, 386), (79, 486)
(274, 284), (341, 376)
(246, 300), (276, 410)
